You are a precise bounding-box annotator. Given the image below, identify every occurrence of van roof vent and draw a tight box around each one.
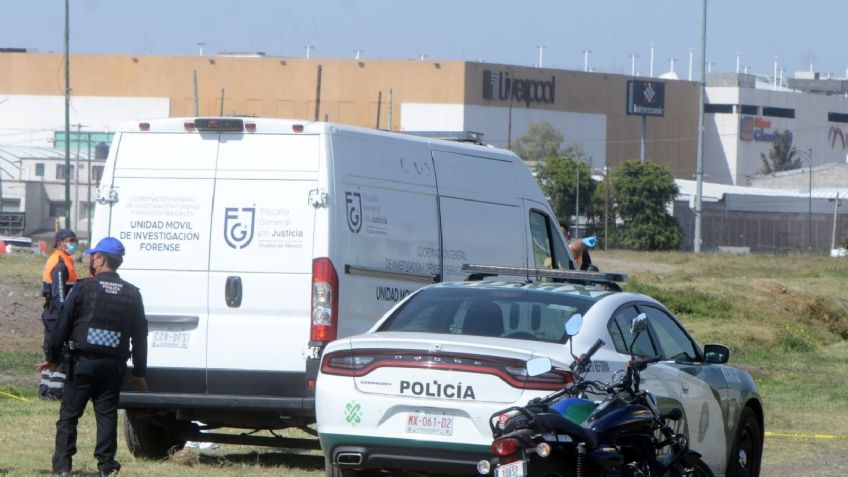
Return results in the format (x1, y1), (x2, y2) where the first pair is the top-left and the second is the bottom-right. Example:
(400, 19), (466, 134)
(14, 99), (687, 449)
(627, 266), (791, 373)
(401, 131), (484, 145)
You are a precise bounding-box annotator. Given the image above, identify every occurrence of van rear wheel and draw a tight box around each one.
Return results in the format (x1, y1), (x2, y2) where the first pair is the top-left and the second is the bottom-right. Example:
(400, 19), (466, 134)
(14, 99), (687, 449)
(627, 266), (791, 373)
(124, 410), (186, 459)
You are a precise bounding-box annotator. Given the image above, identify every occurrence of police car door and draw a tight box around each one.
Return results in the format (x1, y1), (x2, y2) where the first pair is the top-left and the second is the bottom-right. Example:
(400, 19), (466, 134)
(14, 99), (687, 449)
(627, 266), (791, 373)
(637, 304), (728, 475)
(206, 132), (319, 397)
(95, 130), (216, 392)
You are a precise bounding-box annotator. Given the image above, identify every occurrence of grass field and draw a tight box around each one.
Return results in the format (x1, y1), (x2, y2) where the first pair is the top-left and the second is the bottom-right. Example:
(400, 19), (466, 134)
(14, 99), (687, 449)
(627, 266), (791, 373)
(1, 251), (847, 476)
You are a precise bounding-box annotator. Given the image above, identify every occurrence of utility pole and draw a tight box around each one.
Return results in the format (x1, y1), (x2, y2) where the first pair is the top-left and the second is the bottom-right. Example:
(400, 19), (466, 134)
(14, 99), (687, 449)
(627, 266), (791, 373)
(582, 49), (591, 72)
(604, 167), (610, 250)
(86, 133), (92, 242)
(831, 193), (842, 252)
(64, 0), (71, 229)
(73, 123), (85, 232)
(694, 0), (707, 252)
(193, 70), (199, 116)
(629, 54), (639, 76)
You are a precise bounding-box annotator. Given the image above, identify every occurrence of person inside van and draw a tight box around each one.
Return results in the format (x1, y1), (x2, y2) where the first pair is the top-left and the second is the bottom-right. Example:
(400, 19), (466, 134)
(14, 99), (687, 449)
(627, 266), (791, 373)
(560, 224), (598, 271)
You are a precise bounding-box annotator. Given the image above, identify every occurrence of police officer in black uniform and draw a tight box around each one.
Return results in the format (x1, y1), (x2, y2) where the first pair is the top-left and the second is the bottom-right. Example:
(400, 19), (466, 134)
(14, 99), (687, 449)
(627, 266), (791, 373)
(36, 237), (148, 477)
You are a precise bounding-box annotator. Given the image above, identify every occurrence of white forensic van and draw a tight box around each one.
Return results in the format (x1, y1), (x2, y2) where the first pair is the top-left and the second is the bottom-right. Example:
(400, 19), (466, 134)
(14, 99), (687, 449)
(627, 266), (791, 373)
(90, 117), (575, 457)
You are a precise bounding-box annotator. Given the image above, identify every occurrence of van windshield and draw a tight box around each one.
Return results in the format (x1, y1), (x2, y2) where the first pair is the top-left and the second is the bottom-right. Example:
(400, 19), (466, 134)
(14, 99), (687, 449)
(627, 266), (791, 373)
(379, 286), (593, 343)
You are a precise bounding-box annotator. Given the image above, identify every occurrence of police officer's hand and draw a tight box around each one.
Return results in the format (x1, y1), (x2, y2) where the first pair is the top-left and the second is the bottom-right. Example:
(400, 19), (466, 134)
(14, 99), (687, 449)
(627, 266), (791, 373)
(35, 361), (58, 373)
(131, 375), (148, 392)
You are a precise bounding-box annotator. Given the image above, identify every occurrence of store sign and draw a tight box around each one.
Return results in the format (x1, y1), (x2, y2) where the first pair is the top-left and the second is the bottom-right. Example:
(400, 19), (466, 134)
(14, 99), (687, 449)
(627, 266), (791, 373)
(740, 116), (780, 142)
(482, 70), (556, 107)
(626, 80), (665, 116)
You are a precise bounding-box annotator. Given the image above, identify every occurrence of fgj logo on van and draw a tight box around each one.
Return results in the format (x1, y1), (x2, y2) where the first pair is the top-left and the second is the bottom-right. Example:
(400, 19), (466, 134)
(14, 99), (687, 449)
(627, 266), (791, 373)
(346, 192), (362, 234)
(224, 207), (256, 249)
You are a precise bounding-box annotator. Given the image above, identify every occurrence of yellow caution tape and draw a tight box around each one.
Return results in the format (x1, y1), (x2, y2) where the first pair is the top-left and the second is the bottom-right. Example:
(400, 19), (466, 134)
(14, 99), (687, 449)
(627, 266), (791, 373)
(0, 389), (30, 402)
(765, 431), (848, 441)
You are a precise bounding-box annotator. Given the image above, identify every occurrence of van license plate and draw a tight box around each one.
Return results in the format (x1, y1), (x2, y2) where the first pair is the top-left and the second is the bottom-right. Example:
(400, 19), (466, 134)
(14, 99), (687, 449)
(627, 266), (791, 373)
(494, 461), (526, 477)
(152, 330), (189, 348)
(405, 412), (453, 436)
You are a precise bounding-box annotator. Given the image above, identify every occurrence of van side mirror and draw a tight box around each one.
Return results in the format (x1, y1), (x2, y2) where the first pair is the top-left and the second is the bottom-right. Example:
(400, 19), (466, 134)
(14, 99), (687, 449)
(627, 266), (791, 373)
(526, 357), (553, 377)
(704, 344), (731, 364)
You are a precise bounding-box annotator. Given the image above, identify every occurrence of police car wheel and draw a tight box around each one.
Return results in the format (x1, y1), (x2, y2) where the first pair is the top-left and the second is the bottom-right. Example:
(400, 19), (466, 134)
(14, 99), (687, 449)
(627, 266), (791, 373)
(124, 410), (186, 459)
(726, 408), (762, 477)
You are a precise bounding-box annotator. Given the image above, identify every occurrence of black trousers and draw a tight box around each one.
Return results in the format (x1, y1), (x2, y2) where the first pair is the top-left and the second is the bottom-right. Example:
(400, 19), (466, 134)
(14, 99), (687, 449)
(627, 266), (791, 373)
(53, 354), (125, 474)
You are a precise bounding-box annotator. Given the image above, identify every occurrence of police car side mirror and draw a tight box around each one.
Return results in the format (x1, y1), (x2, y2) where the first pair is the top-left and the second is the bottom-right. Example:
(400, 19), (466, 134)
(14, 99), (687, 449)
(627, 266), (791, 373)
(703, 343), (731, 364)
(526, 357), (552, 377)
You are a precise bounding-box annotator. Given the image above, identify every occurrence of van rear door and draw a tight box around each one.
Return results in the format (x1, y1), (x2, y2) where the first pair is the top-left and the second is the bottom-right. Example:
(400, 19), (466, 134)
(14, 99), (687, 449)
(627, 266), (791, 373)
(206, 133), (320, 397)
(102, 131), (216, 393)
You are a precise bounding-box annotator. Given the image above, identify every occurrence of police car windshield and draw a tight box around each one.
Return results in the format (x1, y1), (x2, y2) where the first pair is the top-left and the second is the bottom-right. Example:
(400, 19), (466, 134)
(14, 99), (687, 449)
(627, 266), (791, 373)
(379, 286), (594, 343)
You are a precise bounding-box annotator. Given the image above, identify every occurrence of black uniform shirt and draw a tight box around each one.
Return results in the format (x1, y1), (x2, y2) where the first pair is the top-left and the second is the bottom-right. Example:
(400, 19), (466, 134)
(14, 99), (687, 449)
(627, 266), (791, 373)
(47, 272), (148, 378)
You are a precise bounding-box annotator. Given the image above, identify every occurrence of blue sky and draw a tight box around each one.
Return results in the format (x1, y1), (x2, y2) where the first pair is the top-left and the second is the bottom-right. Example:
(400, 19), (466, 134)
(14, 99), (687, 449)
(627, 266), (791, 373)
(2, 0), (845, 79)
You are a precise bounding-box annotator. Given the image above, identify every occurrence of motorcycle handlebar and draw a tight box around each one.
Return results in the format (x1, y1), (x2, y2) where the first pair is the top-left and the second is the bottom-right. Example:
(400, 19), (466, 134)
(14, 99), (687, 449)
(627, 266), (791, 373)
(630, 355), (662, 371)
(573, 339), (605, 371)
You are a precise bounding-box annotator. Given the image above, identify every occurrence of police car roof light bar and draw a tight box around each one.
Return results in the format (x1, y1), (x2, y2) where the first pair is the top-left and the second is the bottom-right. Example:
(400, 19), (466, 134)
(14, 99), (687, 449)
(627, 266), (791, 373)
(461, 264), (627, 286)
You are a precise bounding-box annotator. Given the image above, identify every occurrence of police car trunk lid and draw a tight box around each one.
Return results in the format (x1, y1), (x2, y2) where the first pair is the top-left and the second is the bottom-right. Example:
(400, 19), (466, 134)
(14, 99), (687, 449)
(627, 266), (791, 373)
(344, 332), (567, 404)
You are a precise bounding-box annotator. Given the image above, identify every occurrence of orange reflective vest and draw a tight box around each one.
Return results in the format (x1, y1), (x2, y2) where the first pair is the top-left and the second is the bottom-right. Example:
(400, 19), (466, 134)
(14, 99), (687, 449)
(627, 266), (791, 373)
(42, 249), (78, 285)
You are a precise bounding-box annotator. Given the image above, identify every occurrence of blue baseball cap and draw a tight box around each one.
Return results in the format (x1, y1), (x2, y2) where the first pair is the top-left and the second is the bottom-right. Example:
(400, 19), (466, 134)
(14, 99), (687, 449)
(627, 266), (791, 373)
(54, 228), (76, 244)
(85, 237), (126, 257)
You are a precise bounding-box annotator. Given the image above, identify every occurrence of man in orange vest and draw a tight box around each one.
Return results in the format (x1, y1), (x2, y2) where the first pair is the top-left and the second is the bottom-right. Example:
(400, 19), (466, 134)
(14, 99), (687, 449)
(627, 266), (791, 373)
(39, 228), (78, 400)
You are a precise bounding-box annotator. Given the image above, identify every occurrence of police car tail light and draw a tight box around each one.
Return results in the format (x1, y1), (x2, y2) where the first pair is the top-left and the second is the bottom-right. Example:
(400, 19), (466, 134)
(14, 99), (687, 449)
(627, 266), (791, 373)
(311, 258), (339, 342)
(321, 351), (376, 376)
(504, 365), (573, 391)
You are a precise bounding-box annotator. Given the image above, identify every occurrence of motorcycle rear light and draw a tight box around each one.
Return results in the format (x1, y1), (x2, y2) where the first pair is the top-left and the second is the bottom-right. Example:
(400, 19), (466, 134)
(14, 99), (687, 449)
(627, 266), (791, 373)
(491, 437), (521, 457)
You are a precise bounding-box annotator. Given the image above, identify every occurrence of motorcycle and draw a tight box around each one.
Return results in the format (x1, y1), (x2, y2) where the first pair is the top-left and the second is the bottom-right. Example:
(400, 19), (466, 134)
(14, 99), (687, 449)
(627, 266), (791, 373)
(478, 313), (714, 477)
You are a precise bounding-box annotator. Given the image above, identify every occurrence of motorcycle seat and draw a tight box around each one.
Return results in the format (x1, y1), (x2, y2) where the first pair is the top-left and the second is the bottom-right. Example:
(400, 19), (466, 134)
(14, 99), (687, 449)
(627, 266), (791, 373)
(536, 412), (599, 448)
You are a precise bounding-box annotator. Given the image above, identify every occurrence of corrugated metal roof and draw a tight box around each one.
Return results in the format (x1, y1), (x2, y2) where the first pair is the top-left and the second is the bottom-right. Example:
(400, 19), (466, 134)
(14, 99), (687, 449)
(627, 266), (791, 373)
(677, 179), (848, 201)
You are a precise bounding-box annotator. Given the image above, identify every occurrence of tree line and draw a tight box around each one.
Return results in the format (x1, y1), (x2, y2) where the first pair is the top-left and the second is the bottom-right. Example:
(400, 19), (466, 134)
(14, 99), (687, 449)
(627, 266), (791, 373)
(512, 121), (682, 251)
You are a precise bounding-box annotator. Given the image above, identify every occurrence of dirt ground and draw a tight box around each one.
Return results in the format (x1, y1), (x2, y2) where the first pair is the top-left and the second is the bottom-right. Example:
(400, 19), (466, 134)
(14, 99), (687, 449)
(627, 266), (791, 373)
(0, 264), (44, 353)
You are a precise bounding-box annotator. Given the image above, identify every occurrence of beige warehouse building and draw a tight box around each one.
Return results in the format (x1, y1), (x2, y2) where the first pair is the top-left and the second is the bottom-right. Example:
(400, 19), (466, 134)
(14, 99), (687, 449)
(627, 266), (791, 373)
(1, 51), (701, 177)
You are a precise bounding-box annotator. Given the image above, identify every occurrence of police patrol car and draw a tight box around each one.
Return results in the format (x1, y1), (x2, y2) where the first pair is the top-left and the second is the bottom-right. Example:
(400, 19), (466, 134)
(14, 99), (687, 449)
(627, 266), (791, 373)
(316, 266), (763, 477)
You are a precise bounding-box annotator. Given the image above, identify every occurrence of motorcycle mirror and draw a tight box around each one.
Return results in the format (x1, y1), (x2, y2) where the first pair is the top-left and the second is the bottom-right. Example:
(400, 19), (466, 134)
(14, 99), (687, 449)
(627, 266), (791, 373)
(662, 408), (683, 422)
(627, 313), (648, 355)
(630, 313), (648, 335)
(526, 357), (553, 377)
(564, 313), (583, 337)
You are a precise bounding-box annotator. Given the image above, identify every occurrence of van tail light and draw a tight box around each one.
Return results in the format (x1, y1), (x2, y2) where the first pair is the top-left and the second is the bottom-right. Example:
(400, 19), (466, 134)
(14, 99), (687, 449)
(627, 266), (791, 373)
(311, 258), (339, 342)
